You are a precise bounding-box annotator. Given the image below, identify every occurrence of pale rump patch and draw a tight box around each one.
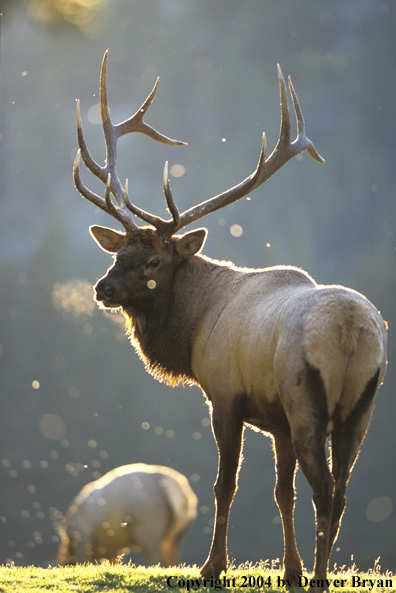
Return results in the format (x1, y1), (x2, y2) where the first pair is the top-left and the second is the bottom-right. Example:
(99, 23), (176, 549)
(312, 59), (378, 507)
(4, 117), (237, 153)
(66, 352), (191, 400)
(304, 288), (385, 419)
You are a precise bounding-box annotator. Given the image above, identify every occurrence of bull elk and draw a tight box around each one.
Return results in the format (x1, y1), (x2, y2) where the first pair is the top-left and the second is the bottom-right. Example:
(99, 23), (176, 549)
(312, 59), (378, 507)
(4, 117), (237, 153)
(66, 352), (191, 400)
(57, 463), (197, 566)
(73, 51), (387, 591)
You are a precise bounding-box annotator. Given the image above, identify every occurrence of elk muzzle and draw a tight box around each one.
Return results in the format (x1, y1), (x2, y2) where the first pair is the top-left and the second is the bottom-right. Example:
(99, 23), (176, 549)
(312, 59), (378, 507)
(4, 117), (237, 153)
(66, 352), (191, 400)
(94, 277), (118, 307)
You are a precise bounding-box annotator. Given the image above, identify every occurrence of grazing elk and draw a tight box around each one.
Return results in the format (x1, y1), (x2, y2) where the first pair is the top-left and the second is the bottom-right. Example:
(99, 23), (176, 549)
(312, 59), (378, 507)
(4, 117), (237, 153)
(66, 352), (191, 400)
(73, 51), (387, 591)
(57, 463), (197, 566)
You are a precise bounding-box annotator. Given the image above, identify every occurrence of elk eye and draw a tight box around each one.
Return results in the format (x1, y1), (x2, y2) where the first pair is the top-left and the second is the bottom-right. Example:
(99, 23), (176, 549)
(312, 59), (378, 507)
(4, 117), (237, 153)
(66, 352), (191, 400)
(148, 258), (160, 268)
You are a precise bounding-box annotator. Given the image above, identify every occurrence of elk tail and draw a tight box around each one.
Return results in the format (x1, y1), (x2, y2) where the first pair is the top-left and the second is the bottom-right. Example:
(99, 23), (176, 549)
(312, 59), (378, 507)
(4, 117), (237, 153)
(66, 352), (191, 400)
(339, 321), (361, 372)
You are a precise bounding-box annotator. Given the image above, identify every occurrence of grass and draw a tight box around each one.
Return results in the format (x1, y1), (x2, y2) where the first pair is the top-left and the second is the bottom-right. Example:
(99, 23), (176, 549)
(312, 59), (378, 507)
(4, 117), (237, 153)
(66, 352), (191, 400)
(0, 560), (394, 592)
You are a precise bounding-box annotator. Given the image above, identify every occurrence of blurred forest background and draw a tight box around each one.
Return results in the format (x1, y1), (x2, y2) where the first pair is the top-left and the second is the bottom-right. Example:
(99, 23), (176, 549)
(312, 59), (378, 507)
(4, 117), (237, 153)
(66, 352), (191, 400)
(0, 0), (395, 574)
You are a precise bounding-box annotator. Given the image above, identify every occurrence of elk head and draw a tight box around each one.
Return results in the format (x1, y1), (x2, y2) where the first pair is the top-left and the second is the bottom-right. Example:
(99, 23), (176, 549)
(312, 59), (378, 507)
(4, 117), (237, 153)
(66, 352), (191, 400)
(74, 50), (324, 312)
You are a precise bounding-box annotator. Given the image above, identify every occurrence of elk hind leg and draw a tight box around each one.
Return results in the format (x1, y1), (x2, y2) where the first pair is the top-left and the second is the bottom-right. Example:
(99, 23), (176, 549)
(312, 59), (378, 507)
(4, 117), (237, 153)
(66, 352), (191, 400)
(329, 369), (381, 555)
(273, 431), (303, 586)
(290, 363), (334, 591)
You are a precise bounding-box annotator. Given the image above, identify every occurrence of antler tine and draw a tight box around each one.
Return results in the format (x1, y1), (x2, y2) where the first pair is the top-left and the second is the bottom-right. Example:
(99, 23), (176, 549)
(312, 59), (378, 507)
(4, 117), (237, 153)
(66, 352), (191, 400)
(76, 95), (137, 227)
(103, 173), (137, 230)
(74, 49), (188, 234)
(121, 178), (171, 231)
(116, 78), (188, 147)
(288, 74), (325, 164)
(76, 99), (107, 185)
(163, 162), (181, 228)
(276, 64), (292, 148)
(123, 161), (181, 238)
(171, 64), (324, 233)
(74, 53), (137, 230)
(73, 149), (113, 215)
(99, 50), (136, 215)
(254, 65), (325, 178)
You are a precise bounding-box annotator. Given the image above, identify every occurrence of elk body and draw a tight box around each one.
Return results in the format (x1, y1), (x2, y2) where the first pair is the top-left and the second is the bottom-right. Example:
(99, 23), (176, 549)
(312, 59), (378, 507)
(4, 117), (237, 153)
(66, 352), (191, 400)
(57, 463), (198, 566)
(73, 52), (387, 592)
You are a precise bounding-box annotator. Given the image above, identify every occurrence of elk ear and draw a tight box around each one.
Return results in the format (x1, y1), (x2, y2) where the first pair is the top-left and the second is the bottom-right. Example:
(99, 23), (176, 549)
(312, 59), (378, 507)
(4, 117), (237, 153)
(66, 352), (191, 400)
(175, 228), (208, 257)
(89, 225), (126, 253)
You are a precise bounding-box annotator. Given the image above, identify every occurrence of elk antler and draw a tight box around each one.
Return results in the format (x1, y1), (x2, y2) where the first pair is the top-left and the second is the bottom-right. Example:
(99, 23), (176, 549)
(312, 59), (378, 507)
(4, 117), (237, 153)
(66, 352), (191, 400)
(74, 52), (324, 238)
(73, 49), (187, 233)
(171, 64), (324, 233)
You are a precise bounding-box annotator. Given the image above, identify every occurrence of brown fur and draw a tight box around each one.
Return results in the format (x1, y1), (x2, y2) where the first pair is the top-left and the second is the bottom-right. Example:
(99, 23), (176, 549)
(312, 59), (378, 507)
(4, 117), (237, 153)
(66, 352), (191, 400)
(90, 226), (387, 592)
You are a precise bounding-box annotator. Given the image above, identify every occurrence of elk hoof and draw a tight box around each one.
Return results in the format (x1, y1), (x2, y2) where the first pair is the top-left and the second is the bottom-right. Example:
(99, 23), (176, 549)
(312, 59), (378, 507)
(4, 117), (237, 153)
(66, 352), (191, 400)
(200, 558), (224, 580)
(284, 567), (303, 588)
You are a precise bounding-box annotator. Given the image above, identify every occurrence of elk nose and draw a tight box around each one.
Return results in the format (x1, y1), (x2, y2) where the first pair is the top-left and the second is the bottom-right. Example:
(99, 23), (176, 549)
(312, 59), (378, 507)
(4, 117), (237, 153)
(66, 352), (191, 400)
(103, 285), (114, 300)
(95, 279), (114, 302)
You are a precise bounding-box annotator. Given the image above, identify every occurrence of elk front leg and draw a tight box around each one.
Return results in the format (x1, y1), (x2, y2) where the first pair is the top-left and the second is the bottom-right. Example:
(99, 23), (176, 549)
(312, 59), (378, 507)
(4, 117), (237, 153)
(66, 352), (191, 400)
(201, 395), (245, 579)
(273, 431), (303, 586)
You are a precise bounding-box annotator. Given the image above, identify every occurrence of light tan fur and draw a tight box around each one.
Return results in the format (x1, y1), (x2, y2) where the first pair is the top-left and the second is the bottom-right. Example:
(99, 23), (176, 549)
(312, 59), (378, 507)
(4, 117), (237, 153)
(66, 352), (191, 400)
(190, 265), (386, 411)
(57, 463), (197, 566)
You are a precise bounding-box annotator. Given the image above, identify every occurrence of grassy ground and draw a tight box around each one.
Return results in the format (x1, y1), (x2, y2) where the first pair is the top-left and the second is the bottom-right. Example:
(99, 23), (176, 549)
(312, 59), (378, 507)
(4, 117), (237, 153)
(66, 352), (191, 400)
(0, 561), (394, 592)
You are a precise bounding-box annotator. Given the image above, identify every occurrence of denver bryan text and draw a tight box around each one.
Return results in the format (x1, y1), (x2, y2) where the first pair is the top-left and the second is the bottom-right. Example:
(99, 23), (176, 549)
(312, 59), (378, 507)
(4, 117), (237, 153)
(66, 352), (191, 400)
(166, 574), (394, 591)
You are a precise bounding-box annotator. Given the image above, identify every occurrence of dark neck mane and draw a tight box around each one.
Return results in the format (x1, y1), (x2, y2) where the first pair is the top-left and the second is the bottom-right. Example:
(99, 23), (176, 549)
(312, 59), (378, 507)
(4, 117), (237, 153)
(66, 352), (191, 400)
(123, 256), (224, 386)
